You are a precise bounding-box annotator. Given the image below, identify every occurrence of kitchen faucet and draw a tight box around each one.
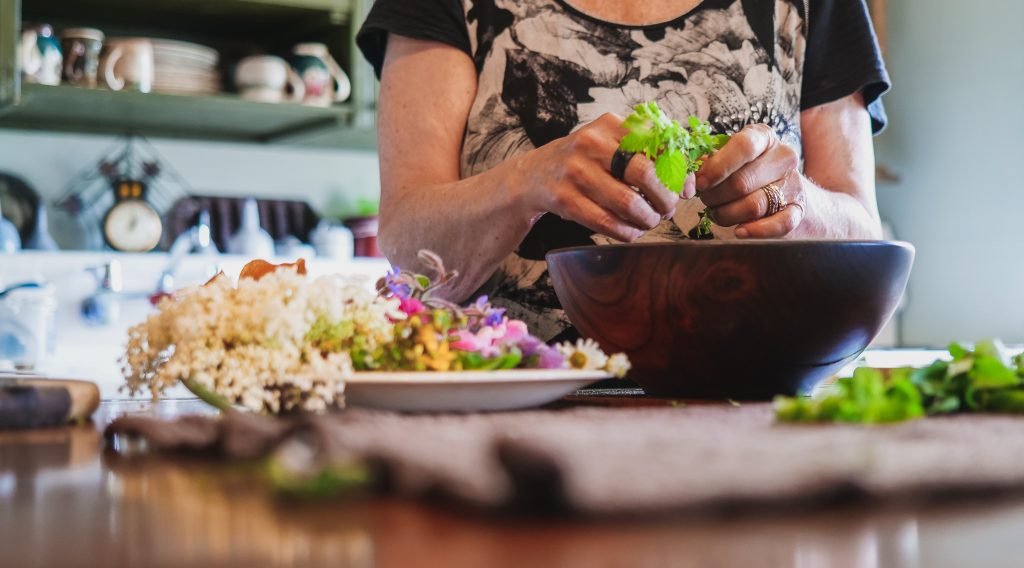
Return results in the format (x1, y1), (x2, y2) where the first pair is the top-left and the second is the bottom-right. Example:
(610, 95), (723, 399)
(80, 260), (125, 326)
(155, 210), (220, 297)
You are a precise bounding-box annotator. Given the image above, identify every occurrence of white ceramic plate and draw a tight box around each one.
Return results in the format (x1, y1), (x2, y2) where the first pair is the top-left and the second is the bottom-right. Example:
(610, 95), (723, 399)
(345, 369), (610, 412)
(151, 39), (219, 65)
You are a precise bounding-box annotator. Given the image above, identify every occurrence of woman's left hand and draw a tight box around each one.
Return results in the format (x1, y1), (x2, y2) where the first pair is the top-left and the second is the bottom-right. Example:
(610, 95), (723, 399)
(693, 123), (807, 238)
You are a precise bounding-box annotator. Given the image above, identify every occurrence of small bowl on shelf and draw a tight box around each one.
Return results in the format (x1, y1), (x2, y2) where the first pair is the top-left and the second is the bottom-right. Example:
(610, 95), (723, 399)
(546, 240), (915, 399)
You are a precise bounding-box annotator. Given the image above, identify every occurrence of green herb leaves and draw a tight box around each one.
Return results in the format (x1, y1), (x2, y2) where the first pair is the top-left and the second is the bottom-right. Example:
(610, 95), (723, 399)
(654, 148), (687, 195)
(619, 102), (729, 193)
(775, 339), (1024, 424)
(618, 102), (730, 237)
(774, 368), (925, 424)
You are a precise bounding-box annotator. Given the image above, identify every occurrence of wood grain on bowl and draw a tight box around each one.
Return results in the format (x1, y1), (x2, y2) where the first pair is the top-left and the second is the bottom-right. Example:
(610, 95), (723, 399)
(547, 241), (915, 400)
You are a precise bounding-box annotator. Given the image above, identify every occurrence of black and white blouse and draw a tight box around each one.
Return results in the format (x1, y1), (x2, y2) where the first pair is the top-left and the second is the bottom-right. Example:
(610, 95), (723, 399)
(359, 0), (890, 340)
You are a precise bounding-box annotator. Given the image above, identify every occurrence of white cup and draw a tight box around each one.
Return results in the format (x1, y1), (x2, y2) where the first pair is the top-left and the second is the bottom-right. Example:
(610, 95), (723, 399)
(101, 38), (154, 93)
(235, 55), (304, 103)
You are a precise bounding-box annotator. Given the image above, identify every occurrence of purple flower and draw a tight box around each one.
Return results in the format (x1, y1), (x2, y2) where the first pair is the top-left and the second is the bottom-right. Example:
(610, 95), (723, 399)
(484, 307), (507, 326)
(516, 335), (544, 357)
(535, 344), (567, 369)
(471, 295), (489, 310)
(384, 267), (412, 299)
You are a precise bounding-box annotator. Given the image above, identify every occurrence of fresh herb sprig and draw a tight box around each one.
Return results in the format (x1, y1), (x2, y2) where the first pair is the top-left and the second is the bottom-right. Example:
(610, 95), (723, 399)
(774, 368), (925, 424)
(618, 102), (730, 237)
(775, 340), (1024, 424)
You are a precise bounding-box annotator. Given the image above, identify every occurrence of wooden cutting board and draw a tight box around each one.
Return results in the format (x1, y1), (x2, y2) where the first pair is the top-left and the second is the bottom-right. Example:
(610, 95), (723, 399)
(0, 376), (100, 429)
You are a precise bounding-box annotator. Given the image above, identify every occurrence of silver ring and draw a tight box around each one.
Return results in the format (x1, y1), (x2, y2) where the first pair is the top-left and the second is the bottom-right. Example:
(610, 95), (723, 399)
(761, 182), (786, 217)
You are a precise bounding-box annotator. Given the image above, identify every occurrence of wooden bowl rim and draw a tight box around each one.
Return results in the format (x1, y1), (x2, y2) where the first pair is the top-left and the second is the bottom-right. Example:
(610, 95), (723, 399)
(545, 239), (915, 258)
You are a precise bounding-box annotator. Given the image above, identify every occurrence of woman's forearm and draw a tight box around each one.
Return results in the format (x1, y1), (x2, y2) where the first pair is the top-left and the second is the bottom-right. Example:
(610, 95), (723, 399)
(378, 157), (535, 303)
(790, 175), (883, 240)
(795, 93), (882, 240)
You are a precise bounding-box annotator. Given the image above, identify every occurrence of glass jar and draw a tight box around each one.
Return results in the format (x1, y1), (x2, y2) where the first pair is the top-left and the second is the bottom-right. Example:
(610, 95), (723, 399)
(0, 285), (57, 370)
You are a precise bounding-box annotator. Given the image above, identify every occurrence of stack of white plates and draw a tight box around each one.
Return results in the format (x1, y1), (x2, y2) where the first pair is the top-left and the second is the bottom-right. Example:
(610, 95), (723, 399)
(152, 39), (221, 96)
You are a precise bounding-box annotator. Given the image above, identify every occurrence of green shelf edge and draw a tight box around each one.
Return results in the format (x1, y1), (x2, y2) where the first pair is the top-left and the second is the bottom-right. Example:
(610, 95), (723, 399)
(0, 84), (376, 150)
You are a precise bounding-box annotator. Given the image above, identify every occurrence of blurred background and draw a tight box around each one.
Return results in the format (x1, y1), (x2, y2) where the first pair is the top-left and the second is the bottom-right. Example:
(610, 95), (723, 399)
(0, 0), (1021, 393)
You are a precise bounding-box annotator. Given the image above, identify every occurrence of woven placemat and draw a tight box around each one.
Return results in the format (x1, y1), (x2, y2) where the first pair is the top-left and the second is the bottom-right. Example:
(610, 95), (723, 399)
(106, 403), (1024, 515)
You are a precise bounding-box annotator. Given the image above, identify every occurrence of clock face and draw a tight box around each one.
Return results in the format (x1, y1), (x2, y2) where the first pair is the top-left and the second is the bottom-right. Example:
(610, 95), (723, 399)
(103, 199), (163, 252)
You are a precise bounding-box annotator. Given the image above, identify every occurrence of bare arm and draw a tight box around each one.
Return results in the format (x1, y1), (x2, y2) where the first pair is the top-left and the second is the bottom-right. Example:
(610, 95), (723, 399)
(377, 36), (677, 302)
(695, 92), (882, 239)
(793, 92), (882, 239)
(376, 36), (531, 302)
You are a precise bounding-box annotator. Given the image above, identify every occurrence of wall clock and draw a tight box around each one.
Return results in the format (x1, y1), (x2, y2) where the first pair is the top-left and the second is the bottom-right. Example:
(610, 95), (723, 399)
(102, 179), (163, 252)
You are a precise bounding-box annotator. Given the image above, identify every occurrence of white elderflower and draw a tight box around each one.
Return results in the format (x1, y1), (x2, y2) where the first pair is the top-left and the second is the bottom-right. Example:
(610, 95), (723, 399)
(122, 265), (397, 414)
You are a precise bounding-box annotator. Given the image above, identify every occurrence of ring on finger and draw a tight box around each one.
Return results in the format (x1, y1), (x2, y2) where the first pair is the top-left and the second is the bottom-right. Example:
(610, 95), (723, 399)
(610, 149), (635, 181)
(760, 182), (786, 218)
(786, 192), (806, 216)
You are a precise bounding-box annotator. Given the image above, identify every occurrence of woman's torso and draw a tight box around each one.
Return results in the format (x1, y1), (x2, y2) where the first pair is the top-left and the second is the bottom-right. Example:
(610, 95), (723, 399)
(459, 0), (808, 339)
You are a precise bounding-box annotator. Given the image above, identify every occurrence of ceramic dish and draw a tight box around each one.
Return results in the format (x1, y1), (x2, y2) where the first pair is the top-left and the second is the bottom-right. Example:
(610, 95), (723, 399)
(345, 369), (610, 412)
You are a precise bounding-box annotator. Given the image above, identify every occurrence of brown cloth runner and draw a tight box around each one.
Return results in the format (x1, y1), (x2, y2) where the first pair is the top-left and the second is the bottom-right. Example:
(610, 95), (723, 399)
(105, 404), (1024, 515)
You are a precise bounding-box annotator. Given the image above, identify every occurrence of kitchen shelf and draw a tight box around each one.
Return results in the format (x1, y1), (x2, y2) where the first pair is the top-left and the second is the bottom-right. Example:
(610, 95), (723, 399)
(1, 0), (378, 148)
(0, 84), (376, 148)
(24, 0), (355, 41)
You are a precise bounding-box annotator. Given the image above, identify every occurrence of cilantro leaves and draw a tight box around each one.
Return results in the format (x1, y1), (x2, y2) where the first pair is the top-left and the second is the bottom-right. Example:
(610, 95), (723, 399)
(618, 102), (730, 237)
(775, 340), (1024, 424)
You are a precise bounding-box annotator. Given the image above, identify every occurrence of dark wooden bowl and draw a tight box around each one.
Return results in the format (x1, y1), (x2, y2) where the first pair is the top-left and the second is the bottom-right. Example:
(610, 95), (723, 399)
(547, 241), (915, 399)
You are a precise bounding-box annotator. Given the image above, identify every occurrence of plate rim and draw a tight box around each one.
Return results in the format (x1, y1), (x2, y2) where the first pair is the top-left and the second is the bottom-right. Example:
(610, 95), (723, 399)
(347, 368), (611, 385)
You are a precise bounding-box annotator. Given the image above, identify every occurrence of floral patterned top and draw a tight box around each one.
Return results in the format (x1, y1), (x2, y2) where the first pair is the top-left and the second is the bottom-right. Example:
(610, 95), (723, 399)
(359, 0), (890, 340)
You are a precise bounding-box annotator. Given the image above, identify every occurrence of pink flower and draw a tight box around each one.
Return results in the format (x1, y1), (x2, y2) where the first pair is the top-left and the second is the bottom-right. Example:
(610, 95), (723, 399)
(398, 297), (426, 316)
(451, 327), (502, 357)
(452, 318), (540, 359)
(500, 319), (529, 345)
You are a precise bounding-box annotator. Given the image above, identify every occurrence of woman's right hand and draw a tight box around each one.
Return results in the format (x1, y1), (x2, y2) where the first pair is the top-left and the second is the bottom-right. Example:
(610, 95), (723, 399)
(511, 113), (691, 243)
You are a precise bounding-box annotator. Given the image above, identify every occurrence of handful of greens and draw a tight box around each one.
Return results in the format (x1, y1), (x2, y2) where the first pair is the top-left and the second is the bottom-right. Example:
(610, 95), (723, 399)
(775, 340), (1024, 424)
(618, 102), (730, 237)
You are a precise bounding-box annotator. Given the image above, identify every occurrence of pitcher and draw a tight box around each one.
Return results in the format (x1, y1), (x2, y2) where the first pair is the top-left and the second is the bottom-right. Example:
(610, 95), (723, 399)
(290, 43), (351, 107)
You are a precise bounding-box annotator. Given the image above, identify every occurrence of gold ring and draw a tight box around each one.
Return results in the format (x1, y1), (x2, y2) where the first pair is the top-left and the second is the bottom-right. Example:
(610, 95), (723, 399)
(761, 182), (786, 217)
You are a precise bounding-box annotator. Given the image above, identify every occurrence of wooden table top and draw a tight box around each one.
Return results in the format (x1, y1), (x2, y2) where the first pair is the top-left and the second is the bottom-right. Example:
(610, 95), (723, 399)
(4, 399), (1024, 567)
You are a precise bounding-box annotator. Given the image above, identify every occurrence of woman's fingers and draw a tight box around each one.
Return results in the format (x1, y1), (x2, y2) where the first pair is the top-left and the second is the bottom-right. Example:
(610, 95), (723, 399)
(622, 153), (680, 218)
(699, 142), (799, 208)
(708, 164), (801, 227)
(725, 174), (807, 238)
(735, 200), (806, 238)
(695, 123), (776, 192)
(556, 191), (646, 243)
(579, 166), (663, 230)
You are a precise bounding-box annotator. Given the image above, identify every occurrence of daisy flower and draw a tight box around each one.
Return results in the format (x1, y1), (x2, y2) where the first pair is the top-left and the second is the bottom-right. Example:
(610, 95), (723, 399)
(558, 338), (609, 371)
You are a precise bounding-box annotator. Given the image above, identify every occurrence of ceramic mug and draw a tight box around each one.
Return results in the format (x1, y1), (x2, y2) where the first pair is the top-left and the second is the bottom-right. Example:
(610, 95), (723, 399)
(234, 55), (304, 103)
(61, 28), (105, 88)
(290, 43), (351, 107)
(101, 38), (154, 93)
(19, 24), (62, 86)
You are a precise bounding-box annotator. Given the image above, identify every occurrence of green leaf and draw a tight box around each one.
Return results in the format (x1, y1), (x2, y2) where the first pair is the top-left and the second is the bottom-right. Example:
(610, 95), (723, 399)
(948, 342), (969, 360)
(775, 367), (924, 424)
(974, 339), (1006, 359)
(977, 389), (1024, 413)
(654, 148), (687, 193)
(619, 131), (650, 153)
(969, 355), (1019, 389)
(266, 458), (371, 499)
